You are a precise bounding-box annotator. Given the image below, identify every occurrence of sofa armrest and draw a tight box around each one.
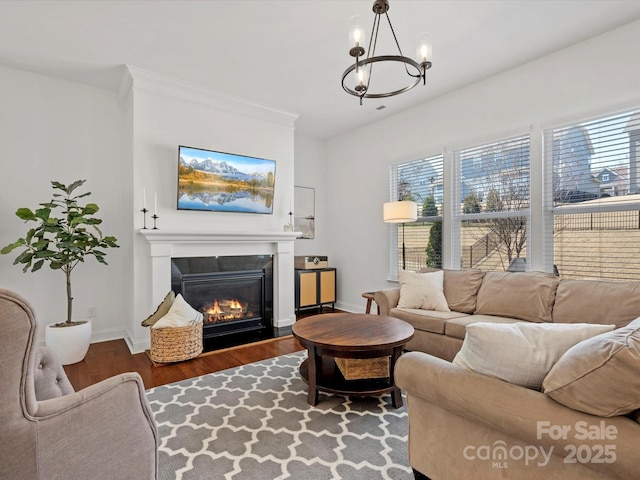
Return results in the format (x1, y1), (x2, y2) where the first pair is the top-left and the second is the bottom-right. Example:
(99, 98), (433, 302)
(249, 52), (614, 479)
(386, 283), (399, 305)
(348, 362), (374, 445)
(374, 288), (400, 316)
(29, 373), (158, 479)
(396, 352), (640, 480)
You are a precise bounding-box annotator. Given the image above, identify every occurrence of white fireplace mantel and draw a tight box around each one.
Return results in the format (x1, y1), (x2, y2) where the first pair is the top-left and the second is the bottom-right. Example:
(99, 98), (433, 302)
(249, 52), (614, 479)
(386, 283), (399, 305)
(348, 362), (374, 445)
(138, 229), (299, 331)
(139, 229), (300, 245)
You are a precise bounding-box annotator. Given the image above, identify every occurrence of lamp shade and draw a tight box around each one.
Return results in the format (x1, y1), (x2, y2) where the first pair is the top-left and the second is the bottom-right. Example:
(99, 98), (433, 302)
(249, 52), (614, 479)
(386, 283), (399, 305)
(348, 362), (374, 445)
(383, 201), (418, 223)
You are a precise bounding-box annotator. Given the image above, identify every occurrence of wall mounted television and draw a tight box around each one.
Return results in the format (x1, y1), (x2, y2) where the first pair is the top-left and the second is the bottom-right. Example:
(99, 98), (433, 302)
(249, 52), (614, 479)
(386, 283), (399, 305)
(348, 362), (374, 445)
(177, 145), (276, 214)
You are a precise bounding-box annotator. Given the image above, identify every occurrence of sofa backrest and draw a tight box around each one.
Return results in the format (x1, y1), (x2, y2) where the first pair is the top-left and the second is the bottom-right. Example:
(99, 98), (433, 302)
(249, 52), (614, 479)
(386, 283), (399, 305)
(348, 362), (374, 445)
(552, 279), (640, 328)
(475, 271), (560, 322)
(443, 269), (485, 313)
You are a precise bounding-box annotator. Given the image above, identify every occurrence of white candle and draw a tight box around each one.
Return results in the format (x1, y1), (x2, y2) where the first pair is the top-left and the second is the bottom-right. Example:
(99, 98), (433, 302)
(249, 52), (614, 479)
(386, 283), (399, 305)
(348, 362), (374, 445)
(143, 188), (147, 209)
(154, 193), (158, 215)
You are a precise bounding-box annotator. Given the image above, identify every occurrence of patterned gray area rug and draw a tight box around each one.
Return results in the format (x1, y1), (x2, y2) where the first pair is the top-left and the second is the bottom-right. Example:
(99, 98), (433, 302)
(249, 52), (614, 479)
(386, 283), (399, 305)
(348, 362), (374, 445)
(146, 351), (412, 480)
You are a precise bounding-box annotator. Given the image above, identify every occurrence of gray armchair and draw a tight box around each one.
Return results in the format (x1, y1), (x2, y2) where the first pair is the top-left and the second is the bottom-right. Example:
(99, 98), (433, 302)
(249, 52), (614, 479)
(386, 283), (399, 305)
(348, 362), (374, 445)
(0, 288), (158, 479)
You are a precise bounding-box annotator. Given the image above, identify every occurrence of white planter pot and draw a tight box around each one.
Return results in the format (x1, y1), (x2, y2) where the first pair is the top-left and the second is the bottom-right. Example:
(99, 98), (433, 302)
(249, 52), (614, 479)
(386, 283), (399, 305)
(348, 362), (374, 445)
(45, 321), (92, 365)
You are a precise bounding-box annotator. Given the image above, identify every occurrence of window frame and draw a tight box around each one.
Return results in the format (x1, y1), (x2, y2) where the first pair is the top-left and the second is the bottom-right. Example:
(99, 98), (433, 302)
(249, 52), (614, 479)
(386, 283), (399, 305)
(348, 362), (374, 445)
(543, 106), (640, 281)
(387, 153), (444, 279)
(451, 133), (532, 272)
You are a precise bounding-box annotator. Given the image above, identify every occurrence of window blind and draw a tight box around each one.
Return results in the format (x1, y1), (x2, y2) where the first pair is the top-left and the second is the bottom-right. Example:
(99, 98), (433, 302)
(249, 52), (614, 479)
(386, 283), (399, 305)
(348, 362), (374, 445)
(544, 109), (640, 281)
(453, 134), (531, 272)
(388, 154), (444, 276)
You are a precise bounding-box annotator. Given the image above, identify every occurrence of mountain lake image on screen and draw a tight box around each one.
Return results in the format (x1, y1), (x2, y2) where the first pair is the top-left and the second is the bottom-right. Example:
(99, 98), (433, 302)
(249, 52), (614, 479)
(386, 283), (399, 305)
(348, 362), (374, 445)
(177, 145), (276, 214)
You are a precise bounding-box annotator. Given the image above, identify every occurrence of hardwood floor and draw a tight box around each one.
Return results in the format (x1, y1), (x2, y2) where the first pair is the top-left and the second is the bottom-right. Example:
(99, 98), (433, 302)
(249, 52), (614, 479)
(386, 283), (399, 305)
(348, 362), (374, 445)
(62, 307), (339, 391)
(63, 335), (305, 391)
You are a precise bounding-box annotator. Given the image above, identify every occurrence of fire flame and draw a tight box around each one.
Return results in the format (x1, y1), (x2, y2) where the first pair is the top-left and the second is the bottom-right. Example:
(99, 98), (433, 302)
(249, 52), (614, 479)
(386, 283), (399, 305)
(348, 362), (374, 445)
(204, 299), (245, 323)
(206, 300), (221, 316)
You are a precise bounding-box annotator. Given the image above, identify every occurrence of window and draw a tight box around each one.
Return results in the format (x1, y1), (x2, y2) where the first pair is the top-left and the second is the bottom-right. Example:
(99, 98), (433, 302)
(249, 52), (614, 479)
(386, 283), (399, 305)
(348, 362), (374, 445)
(387, 106), (640, 282)
(453, 134), (530, 272)
(544, 109), (640, 281)
(388, 154), (444, 276)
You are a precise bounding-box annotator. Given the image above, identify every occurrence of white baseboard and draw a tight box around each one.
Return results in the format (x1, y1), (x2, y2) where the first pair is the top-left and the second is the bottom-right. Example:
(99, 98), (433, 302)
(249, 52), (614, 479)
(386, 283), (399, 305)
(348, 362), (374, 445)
(124, 334), (151, 355)
(91, 327), (126, 344)
(334, 301), (363, 313)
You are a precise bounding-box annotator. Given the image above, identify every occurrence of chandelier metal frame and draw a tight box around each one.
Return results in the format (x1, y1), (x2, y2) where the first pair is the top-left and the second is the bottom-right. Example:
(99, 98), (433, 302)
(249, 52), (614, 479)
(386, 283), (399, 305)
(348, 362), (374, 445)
(341, 0), (432, 105)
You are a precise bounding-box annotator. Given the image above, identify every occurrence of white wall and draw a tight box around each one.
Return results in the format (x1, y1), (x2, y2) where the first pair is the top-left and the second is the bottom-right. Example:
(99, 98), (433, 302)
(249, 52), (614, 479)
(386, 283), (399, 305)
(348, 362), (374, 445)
(0, 64), (130, 343)
(324, 19), (640, 313)
(293, 132), (330, 256)
(127, 68), (296, 234)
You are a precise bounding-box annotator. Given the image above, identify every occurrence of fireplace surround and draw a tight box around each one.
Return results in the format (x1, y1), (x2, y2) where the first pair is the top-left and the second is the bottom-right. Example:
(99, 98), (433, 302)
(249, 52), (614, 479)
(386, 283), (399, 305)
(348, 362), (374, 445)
(138, 230), (298, 353)
(171, 255), (274, 350)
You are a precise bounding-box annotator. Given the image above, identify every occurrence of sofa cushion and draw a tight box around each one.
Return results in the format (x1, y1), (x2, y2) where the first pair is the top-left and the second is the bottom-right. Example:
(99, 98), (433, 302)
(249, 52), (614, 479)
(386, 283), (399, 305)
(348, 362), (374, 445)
(475, 271), (559, 323)
(390, 307), (468, 335)
(452, 321), (614, 390)
(443, 269), (485, 314)
(543, 317), (640, 416)
(397, 269), (450, 312)
(552, 279), (640, 328)
(444, 314), (522, 340)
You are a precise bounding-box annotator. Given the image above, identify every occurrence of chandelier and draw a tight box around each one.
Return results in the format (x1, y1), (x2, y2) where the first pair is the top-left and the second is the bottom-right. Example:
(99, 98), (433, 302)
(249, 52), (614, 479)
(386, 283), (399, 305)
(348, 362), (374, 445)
(341, 0), (432, 105)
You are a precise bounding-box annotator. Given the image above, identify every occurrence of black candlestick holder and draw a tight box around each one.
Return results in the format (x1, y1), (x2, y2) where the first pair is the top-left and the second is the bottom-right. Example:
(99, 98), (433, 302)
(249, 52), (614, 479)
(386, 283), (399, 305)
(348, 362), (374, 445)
(152, 214), (159, 230)
(141, 208), (148, 229)
(288, 211), (293, 227)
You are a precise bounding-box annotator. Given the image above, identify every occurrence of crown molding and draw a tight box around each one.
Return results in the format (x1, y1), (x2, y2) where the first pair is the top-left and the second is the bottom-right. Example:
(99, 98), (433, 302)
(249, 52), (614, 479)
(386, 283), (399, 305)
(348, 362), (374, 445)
(118, 65), (298, 128)
(117, 65), (134, 110)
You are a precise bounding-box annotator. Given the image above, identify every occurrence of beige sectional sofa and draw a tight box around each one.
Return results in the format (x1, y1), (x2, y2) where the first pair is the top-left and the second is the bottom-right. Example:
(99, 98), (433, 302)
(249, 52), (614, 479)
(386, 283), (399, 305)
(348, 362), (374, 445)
(376, 270), (640, 480)
(375, 270), (640, 361)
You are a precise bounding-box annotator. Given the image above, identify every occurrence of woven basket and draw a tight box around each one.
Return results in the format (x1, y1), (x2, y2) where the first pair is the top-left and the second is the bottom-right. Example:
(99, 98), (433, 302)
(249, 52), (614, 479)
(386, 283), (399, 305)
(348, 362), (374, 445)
(335, 356), (390, 380)
(149, 321), (203, 363)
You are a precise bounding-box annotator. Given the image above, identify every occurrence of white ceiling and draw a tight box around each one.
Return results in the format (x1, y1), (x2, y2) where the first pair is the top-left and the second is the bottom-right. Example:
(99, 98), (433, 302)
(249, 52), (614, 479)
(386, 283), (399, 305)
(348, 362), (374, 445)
(2, 1), (640, 140)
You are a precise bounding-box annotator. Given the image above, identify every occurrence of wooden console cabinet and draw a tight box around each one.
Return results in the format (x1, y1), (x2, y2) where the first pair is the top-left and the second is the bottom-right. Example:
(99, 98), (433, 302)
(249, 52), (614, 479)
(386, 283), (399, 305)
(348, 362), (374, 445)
(295, 268), (336, 314)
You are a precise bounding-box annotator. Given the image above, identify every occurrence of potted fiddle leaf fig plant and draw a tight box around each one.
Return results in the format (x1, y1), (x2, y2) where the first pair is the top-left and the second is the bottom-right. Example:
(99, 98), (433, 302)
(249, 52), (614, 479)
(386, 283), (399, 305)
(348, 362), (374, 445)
(1, 180), (119, 364)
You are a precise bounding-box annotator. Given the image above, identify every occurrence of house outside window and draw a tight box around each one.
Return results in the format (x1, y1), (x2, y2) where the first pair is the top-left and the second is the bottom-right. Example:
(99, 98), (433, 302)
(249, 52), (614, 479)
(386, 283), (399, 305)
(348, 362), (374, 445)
(543, 109), (640, 281)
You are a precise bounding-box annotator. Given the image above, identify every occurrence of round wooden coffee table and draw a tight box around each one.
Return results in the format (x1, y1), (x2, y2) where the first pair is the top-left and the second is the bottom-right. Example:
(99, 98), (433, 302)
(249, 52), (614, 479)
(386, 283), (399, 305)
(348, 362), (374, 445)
(292, 312), (414, 408)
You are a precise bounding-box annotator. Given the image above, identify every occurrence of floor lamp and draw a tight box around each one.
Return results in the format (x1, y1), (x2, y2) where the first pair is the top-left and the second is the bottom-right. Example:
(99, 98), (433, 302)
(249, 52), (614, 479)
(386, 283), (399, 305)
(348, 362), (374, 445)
(383, 201), (418, 270)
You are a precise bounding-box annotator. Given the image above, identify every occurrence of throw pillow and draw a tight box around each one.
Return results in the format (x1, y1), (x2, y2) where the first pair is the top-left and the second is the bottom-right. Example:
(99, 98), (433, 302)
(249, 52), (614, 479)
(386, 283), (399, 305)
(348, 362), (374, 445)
(443, 269), (486, 314)
(397, 269), (450, 312)
(141, 291), (175, 327)
(152, 293), (204, 329)
(542, 317), (640, 416)
(474, 271), (559, 323)
(452, 322), (615, 390)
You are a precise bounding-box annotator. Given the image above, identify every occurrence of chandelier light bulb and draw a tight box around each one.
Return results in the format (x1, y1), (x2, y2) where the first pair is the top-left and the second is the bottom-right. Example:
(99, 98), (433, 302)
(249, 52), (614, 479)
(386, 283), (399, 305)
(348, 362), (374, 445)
(416, 32), (432, 64)
(419, 44), (428, 61)
(353, 26), (364, 46)
(356, 67), (368, 88)
(349, 16), (365, 48)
